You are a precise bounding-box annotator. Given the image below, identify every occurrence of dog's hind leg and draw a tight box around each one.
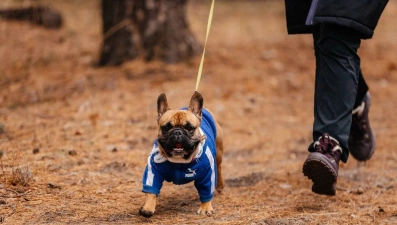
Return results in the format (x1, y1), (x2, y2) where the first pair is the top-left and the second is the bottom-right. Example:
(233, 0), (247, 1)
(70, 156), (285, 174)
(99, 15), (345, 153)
(215, 121), (224, 193)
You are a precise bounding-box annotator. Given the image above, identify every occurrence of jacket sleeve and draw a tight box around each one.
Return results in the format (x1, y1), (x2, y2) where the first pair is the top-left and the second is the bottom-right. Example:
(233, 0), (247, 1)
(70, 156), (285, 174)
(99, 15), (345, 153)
(142, 154), (165, 196)
(284, 0), (313, 35)
(194, 166), (215, 203)
(194, 147), (217, 202)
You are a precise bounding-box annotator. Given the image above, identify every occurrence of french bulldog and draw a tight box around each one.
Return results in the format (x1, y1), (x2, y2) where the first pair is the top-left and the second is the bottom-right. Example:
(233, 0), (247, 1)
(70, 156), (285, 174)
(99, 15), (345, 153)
(139, 91), (224, 217)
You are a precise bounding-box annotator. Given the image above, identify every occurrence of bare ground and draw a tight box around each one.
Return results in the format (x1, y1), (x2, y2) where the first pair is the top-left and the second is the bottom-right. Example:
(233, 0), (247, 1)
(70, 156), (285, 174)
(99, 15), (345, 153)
(1, 0), (397, 224)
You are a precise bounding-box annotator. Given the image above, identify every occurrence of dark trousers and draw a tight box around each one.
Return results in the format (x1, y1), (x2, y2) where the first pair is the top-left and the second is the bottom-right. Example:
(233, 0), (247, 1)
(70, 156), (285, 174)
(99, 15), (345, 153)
(309, 24), (369, 163)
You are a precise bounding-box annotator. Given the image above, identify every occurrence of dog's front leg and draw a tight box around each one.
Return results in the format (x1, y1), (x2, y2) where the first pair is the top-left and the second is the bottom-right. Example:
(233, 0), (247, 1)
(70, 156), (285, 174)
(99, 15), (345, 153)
(139, 193), (157, 217)
(197, 201), (214, 215)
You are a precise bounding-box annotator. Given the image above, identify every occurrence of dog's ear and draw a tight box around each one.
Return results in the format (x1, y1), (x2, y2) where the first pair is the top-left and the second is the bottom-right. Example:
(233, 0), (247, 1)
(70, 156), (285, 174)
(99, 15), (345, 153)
(157, 93), (170, 122)
(188, 91), (203, 120)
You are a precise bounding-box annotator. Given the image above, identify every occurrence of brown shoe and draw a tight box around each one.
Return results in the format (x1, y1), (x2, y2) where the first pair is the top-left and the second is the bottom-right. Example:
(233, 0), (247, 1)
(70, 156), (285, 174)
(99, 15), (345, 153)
(303, 134), (342, 196)
(348, 93), (375, 161)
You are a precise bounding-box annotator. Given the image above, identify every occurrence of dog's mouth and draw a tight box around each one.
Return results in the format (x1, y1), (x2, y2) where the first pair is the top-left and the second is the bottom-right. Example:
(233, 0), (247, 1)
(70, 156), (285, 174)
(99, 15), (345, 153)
(158, 133), (201, 159)
(172, 143), (188, 156)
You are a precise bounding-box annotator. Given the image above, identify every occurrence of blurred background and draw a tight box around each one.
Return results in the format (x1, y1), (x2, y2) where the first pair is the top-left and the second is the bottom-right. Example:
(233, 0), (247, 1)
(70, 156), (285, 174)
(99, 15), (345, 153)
(0, 0), (397, 224)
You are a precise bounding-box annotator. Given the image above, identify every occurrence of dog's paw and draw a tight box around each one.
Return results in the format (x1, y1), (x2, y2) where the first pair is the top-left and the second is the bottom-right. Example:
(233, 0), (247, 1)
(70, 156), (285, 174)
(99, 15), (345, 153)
(197, 202), (215, 215)
(139, 207), (154, 218)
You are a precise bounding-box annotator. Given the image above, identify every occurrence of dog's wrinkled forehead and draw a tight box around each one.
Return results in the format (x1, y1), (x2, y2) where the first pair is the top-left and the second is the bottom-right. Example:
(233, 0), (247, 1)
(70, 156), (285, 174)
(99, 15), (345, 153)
(158, 110), (200, 127)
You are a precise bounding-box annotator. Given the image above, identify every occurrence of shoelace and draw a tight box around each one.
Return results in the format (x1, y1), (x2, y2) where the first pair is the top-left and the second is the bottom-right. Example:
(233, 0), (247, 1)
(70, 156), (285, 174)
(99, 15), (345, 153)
(351, 113), (371, 144)
(351, 98), (369, 134)
(314, 134), (342, 156)
(352, 112), (368, 133)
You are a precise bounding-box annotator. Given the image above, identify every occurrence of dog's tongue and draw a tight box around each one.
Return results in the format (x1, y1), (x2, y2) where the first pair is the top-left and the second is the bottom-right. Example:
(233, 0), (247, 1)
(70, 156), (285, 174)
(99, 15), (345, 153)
(176, 143), (182, 149)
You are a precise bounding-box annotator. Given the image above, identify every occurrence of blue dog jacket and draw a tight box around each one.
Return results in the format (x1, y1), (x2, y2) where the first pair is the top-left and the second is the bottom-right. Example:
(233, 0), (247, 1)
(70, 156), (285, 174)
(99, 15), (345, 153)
(142, 108), (218, 202)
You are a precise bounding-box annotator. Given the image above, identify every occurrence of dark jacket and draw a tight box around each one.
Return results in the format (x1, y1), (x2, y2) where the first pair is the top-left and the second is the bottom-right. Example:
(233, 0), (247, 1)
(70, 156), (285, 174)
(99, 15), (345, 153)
(285, 0), (389, 39)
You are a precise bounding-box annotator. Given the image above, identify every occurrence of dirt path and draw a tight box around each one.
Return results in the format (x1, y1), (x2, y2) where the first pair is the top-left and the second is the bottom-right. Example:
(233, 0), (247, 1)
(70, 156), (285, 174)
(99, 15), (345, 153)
(1, 1), (397, 224)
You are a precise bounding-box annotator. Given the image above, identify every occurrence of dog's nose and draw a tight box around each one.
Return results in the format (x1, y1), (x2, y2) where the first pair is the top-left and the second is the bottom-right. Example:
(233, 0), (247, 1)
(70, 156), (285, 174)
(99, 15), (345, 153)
(173, 130), (183, 137)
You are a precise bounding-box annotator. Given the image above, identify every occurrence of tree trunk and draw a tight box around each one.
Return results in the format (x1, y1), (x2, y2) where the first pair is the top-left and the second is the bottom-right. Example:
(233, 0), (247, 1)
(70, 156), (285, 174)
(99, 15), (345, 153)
(98, 0), (201, 66)
(99, 0), (137, 66)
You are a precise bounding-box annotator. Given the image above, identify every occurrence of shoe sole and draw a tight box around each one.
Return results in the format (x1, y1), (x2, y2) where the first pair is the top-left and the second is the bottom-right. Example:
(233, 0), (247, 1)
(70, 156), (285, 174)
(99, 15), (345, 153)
(303, 153), (337, 196)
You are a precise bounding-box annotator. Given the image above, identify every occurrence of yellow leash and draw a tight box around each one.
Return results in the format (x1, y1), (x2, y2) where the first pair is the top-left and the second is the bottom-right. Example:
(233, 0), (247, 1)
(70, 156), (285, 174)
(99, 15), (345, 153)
(195, 0), (215, 92)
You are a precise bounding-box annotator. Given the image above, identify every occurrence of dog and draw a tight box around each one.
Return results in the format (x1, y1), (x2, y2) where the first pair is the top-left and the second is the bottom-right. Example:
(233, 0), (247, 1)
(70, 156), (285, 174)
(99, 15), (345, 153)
(139, 91), (224, 217)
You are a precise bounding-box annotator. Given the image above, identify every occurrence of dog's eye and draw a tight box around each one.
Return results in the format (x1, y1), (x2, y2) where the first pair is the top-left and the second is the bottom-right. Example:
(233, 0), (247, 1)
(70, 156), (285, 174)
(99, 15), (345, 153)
(161, 123), (173, 132)
(185, 123), (195, 131)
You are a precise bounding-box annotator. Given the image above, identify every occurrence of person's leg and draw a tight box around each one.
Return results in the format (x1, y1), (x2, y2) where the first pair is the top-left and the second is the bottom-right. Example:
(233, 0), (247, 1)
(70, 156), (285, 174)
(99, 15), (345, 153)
(303, 24), (362, 196)
(311, 24), (362, 163)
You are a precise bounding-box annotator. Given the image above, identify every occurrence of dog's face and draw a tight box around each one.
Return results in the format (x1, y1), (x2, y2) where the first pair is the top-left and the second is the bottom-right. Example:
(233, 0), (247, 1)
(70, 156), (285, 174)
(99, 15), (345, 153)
(156, 92), (206, 163)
